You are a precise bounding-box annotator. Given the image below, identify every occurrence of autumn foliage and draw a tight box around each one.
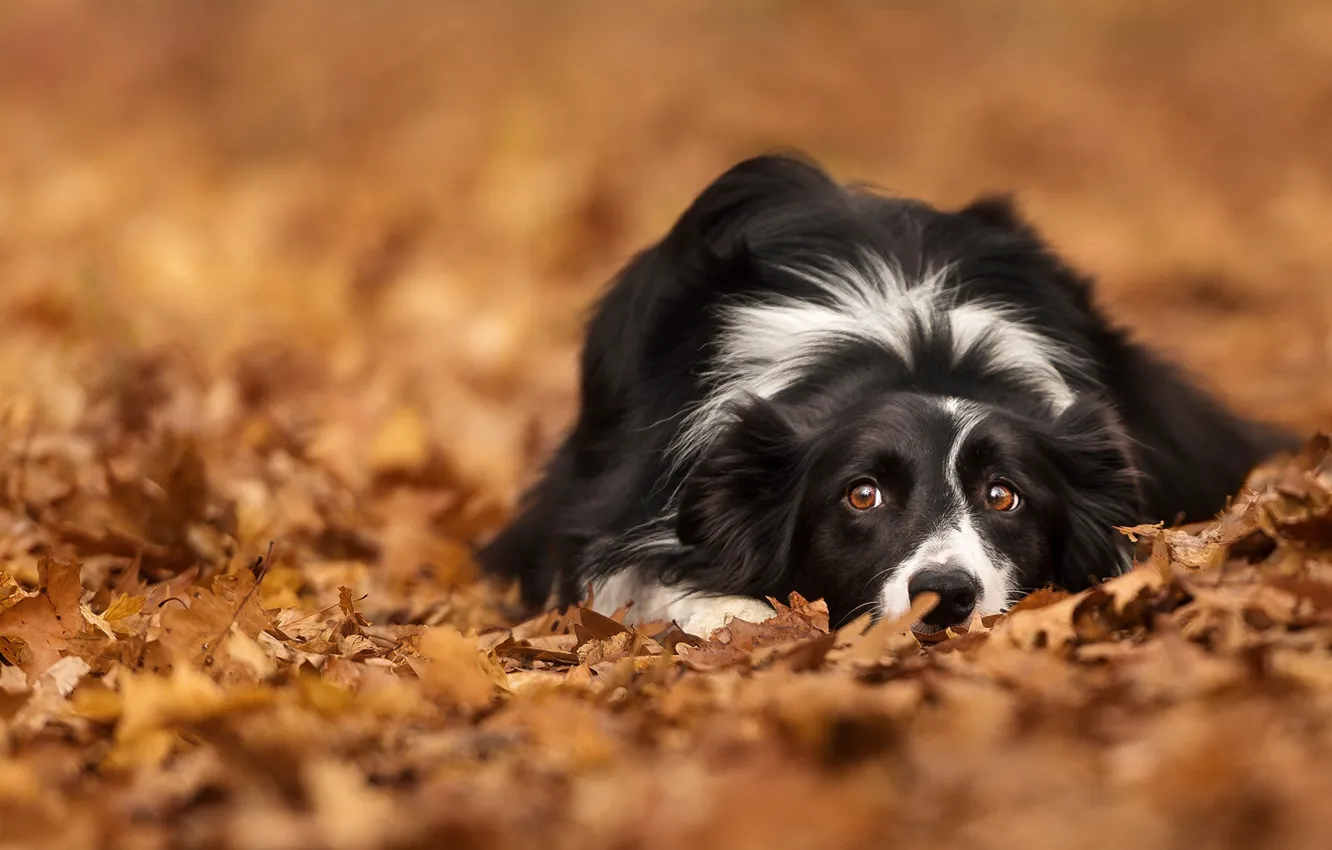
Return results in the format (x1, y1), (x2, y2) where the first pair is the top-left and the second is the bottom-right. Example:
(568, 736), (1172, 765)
(3, 3), (1332, 849)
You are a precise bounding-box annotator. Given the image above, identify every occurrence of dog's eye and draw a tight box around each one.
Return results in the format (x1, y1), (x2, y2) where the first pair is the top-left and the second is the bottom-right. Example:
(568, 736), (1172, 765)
(985, 481), (1021, 512)
(846, 479), (883, 511)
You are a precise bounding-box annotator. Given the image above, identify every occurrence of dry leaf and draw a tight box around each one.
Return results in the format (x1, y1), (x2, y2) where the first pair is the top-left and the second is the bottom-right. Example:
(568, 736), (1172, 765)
(409, 626), (509, 711)
(0, 556), (86, 679)
(679, 593), (832, 671)
(109, 666), (273, 768)
(993, 590), (1088, 652)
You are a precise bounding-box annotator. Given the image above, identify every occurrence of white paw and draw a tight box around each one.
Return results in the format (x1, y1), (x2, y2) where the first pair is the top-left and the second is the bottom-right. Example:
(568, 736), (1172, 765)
(674, 595), (776, 637)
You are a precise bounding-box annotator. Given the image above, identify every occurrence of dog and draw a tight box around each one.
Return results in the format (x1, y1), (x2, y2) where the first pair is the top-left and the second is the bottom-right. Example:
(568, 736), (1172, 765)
(478, 154), (1295, 636)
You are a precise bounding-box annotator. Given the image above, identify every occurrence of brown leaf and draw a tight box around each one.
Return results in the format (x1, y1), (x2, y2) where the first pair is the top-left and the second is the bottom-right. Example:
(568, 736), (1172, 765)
(653, 623), (704, 656)
(10, 655), (92, 739)
(409, 626), (509, 712)
(577, 631), (637, 667)
(993, 590), (1089, 652)
(102, 592), (147, 630)
(0, 556), (85, 679)
(0, 571), (25, 614)
(1101, 564), (1169, 615)
(79, 601), (118, 640)
(678, 594), (832, 671)
(155, 569), (274, 669)
(368, 405), (432, 476)
(58, 435), (235, 577)
(492, 633), (581, 666)
(107, 666), (273, 769)
(767, 631), (838, 672)
(572, 606), (632, 648)
(831, 592), (938, 667)
(338, 586), (371, 629)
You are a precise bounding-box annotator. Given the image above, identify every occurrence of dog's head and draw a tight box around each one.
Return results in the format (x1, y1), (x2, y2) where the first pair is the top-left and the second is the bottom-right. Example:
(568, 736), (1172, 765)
(675, 391), (1141, 631)
(639, 154), (1146, 630)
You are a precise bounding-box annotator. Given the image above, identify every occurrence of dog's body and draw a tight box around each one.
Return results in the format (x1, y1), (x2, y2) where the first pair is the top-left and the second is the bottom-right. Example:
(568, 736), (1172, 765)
(480, 155), (1294, 635)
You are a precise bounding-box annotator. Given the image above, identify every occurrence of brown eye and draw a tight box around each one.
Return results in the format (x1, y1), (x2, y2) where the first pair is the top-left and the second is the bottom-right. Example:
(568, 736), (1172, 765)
(985, 481), (1021, 512)
(846, 479), (883, 511)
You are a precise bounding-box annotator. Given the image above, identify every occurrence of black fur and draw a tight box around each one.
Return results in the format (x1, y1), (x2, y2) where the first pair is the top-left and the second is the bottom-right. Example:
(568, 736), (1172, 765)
(479, 154), (1295, 626)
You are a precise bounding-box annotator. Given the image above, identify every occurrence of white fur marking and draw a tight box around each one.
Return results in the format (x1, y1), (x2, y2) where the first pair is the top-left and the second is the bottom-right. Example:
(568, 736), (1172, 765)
(877, 399), (1018, 622)
(589, 570), (775, 637)
(670, 253), (1078, 468)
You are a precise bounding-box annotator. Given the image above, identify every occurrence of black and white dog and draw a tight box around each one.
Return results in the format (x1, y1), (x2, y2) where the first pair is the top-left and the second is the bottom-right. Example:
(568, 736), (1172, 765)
(480, 154), (1294, 636)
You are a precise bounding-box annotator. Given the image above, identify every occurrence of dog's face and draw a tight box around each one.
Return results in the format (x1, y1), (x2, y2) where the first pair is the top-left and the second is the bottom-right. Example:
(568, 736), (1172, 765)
(676, 391), (1141, 631)
(798, 394), (1083, 629)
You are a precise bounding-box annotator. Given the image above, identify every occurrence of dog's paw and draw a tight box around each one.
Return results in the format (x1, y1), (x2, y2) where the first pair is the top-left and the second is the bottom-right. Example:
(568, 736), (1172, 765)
(675, 595), (775, 638)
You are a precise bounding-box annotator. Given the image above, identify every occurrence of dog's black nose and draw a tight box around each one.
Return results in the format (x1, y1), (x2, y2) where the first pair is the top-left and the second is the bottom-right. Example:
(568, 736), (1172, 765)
(908, 568), (980, 628)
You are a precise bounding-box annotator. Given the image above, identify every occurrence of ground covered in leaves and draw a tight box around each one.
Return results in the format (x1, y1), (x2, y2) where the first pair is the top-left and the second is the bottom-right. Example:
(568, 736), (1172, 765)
(4, 3), (1332, 849)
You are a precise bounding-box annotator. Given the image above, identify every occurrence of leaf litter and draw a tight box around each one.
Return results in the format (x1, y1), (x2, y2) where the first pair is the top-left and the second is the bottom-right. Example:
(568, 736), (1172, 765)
(3, 402), (1332, 850)
(0, 257), (1325, 850)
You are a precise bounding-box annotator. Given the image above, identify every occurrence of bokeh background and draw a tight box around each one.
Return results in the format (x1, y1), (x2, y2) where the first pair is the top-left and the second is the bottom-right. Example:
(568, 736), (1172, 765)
(2, 0), (1330, 539)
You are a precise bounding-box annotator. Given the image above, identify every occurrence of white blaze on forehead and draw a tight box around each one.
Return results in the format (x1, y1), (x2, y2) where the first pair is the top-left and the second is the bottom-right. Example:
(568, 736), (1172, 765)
(670, 252), (1078, 468)
(877, 399), (1019, 620)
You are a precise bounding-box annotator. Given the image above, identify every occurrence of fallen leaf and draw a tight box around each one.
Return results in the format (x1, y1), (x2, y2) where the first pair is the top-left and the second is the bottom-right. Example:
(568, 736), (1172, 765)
(832, 592), (937, 666)
(108, 666), (273, 769)
(409, 626), (509, 711)
(10, 655), (91, 737)
(368, 405), (431, 475)
(993, 590), (1089, 652)
(0, 556), (86, 679)
(102, 592), (147, 626)
(80, 601), (118, 639)
(678, 593), (832, 671)
(155, 569), (273, 667)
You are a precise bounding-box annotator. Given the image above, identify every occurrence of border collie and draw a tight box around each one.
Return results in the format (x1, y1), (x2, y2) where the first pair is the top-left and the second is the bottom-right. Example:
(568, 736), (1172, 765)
(479, 154), (1294, 636)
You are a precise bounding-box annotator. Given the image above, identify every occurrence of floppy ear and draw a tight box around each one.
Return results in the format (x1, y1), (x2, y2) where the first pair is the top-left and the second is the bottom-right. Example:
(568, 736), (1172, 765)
(1047, 397), (1143, 591)
(674, 399), (807, 594)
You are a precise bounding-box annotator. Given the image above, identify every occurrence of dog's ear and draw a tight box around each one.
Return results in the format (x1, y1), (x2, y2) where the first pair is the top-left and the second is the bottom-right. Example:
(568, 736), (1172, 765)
(675, 398), (807, 593)
(958, 194), (1036, 236)
(1046, 397), (1143, 591)
(670, 152), (839, 250)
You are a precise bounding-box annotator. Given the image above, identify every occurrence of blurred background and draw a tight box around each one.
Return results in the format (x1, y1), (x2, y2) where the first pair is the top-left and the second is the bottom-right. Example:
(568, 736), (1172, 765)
(1, 0), (1330, 534)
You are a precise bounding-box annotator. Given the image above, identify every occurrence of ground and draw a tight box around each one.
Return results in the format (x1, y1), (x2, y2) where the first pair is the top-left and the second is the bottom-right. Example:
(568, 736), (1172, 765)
(2, 3), (1332, 848)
